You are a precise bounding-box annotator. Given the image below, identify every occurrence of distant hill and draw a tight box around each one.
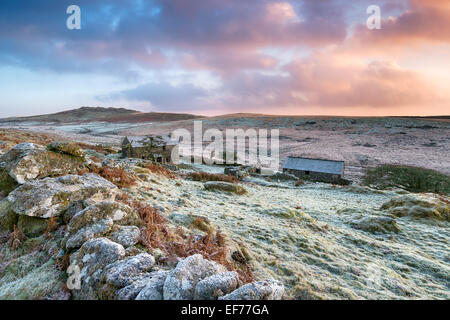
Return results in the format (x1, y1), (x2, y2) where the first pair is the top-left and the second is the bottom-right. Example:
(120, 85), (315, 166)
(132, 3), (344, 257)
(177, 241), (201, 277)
(0, 107), (204, 124)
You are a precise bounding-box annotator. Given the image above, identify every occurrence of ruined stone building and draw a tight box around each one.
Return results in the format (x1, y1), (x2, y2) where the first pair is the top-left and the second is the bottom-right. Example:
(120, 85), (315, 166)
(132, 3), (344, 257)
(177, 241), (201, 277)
(121, 135), (179, 165)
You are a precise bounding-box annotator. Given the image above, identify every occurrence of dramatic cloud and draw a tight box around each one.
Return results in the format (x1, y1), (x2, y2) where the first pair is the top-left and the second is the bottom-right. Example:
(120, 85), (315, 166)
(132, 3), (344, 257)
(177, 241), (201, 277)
(105, 55), (437, 114)
(0, 0), (347, 73)
(0, 0), (449, 116)
(103, 82), (211, 111)
(353, 0), (450, 47)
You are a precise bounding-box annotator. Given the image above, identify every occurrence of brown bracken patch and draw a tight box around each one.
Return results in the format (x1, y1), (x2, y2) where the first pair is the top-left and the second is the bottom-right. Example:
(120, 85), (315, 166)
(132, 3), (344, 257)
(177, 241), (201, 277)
(9, 225), (26, 250)
(80, 164), (136, 188)
(121, 198), (254, 284)
(145, 163), (177, 179)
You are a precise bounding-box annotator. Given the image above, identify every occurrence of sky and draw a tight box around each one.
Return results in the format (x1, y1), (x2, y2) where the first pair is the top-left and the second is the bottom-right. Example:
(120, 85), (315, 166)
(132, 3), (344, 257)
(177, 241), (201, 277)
(0, 0), (449, 117)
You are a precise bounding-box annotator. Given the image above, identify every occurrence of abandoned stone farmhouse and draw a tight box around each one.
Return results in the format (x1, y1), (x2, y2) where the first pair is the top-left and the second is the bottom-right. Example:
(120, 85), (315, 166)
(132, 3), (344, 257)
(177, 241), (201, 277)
(121, 135), (179, 165)
(282, 156), (349, 184)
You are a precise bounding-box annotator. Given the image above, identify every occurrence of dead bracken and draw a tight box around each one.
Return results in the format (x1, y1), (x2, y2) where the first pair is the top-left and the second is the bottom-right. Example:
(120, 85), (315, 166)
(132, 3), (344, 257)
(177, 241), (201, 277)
(121, 199), (254, 284)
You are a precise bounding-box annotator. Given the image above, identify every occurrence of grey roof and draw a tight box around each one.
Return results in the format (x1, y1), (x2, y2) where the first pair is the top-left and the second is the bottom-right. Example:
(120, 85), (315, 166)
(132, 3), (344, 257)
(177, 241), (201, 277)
(122, 135), (178, 148)
(283, 157), (344, 175)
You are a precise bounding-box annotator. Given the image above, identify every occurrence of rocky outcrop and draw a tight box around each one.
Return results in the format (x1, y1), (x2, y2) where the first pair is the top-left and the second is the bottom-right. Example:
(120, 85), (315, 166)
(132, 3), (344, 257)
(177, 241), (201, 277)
(115, 273), (156, 300)
(47, 141), (86, 158)
(219, 279), (284, 300)
(65, 219), (113, 250)
(7, 174), (117, 219)
(63, 231), (285, 301)
(204, 181), (247, 195)
(163, 254), (227, 300)
(0, 143), (85, 184)
(108, 225), (141, 248)
(64, 201), (140, 250)
(135, 270), (169, 300)
(69, 238), (126, 300)
(194, 271), (240, 300)
(0, 141), (286, 301)
(98, 253), (155, 299)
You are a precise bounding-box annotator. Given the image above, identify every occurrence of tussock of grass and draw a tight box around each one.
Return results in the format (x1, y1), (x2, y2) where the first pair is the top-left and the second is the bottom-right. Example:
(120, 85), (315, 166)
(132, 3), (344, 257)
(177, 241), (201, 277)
(362, 164), (450, 194)
(189, 172), (238, 183)
(204, 181), (247, 195)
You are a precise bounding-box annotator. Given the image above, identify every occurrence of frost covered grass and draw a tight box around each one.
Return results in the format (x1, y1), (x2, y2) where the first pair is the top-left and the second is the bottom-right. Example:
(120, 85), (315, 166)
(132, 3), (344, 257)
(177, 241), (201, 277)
(0, 229), (68, 300)
(116, 197), (254, 284)
(129, 166), (450, 300)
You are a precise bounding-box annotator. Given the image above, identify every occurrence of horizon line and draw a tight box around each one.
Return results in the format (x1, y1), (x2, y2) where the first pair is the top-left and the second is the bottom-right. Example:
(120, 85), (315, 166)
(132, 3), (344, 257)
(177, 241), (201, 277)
(0, 106), (449, 120)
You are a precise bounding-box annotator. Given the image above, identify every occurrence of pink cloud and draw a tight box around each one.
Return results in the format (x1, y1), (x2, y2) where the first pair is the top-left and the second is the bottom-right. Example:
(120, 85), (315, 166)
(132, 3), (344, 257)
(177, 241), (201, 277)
(353, 0), (450, 47)
(212, 54), (438, 111)
(181, 50), (278, 76)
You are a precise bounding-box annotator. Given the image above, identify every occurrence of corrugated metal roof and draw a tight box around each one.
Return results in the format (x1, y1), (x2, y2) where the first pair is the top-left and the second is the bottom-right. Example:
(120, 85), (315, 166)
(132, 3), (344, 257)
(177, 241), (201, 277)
(283, 157), (344, 175)
(122, 135), (178, 147)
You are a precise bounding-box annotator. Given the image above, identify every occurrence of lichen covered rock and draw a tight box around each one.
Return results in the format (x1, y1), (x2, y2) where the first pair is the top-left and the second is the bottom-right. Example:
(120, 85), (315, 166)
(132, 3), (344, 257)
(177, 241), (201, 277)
(163, 254), (227, 300)
(99, 253), (155, 299)
(0, 142), (85, 184)
(47, 141), (86, 158)
(116, 273), (158, 300)
(219, 279), (284, 300)
(108, 225), (141, 248)
(65, 219), (114, 250)
(194, 271), (240, 300)
(7, 174), (117, 219)
(135, 270), (169, 300)
(69, 238), (126, 300)
(65, 201), (140, 250)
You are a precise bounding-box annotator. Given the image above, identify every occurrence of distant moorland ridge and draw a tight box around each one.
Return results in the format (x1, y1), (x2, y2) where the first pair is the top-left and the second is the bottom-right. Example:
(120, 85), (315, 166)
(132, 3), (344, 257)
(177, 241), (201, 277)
(1, 106), (449, 124)
(0, 106), (205, 124)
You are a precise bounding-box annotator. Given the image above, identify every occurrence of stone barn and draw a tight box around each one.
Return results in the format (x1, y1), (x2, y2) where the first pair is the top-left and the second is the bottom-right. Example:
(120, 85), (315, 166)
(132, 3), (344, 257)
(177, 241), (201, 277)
(121, 135), (179, 165)
(282, 156), (349, 184)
